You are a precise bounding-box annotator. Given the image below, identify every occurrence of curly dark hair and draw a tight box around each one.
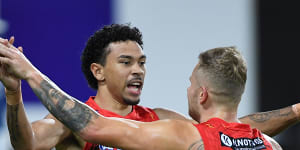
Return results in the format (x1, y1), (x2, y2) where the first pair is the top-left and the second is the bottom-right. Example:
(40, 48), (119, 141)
(81, 24), (144, 90)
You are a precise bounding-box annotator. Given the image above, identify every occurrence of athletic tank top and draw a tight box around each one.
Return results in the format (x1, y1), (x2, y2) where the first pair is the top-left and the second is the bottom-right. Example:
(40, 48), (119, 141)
(83, 97), (159, 150)
(193, 118), (273, 150)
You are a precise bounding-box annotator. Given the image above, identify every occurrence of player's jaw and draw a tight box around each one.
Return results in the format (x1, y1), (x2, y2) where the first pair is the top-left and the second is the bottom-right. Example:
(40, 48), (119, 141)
(123, 77), (144, 105)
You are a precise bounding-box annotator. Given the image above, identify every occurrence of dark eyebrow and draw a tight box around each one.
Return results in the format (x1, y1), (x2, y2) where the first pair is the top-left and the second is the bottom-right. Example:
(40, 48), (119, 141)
(118, 55), (132, 59)
(140, 55), (146, 59)
(118, 55), (146, 59)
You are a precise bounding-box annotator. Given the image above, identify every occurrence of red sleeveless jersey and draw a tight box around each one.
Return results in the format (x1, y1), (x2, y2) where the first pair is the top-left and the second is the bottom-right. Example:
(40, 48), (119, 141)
(83, 97), (159, 150)
(193, 118), (273, 150)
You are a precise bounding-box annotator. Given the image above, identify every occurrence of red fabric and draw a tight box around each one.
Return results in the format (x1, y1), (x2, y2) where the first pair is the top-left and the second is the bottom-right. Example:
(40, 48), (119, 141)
(83, 97), (159, 150)
(193, 118), (273, 150)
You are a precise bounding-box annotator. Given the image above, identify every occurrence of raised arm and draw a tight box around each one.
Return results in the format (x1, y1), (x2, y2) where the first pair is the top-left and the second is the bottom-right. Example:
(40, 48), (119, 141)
(6, 87), (36, 150)
(239, 105), (300, 136)
(0, 38), (80, 150)
(7, 90), (76, 150)
(154, 105), (300, 137)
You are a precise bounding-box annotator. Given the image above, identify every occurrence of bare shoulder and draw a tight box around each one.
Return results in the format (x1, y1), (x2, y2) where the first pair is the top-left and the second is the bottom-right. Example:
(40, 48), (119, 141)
(153, 108), (196, 123)
(42, 114), (85, 149)
(153, 108), (181, 119)
(263, 134), (283, 150)
(32, 113), (66, 131)
(31, 113), (78, 149)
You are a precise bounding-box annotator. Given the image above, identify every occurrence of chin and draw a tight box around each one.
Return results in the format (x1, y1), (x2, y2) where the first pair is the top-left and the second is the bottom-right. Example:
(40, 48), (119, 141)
(123, 98), (140, 105)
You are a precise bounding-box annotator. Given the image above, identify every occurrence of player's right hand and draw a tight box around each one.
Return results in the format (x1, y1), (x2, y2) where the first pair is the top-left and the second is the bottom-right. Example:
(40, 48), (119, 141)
(0, 36), (23, 92)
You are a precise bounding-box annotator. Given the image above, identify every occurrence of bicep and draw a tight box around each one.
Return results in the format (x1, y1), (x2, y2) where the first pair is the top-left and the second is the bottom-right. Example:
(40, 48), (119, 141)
(32, 114), (72, 149)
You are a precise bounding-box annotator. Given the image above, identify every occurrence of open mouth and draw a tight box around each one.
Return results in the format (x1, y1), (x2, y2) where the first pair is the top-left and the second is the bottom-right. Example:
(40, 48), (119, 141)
(127, 80), (143, 95)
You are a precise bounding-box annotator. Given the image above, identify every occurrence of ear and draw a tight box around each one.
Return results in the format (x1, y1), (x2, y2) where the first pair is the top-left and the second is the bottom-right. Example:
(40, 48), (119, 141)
(199, 86), (208, 104)
(90, 63), (105, 82)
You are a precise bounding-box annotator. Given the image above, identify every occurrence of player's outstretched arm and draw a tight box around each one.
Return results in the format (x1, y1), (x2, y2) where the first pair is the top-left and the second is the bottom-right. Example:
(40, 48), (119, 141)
(239, 104), (300, 136)
(154, 105), (300, 136)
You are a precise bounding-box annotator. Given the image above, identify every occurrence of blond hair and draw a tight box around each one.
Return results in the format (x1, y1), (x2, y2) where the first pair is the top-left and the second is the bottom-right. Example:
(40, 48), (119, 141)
(198, 46), (247, 101)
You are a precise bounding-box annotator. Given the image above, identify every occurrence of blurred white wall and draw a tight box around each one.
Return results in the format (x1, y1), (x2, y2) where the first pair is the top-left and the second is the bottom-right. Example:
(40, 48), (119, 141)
(115, 0), (257, 118)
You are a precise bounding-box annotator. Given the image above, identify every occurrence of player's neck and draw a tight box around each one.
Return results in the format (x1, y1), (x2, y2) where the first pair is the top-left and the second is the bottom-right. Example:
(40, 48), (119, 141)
(94, 87), (133, 116)
(200, 106), (239, 123)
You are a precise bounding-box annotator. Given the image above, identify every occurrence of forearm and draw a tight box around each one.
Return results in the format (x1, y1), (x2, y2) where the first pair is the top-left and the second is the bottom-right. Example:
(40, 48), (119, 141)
(26, 72), (145, 148)
(26, 72), (99, 134)
(239, 105), (300, 136)
(6, 89), (35, 150)
(25, 72), (190, 149)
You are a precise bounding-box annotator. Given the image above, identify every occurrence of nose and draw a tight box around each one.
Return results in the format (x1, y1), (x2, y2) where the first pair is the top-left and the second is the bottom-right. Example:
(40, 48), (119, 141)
(132, 63), (144, 75)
